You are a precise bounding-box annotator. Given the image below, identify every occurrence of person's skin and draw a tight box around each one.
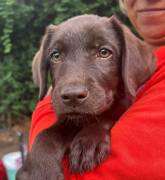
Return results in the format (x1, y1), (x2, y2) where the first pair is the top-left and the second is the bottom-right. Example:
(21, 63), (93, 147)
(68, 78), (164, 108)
(123, 0), (165, 50)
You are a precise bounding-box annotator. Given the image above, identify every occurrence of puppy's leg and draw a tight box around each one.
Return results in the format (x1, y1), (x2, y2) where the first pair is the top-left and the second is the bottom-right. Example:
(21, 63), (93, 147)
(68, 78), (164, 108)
(17, 122), (78, 180)
(69, 120), (115, 173)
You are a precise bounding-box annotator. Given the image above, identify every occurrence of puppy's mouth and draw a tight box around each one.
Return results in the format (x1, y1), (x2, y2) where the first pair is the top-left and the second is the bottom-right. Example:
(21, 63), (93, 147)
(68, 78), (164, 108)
(59, 112), (95, 124)
(59, 97), (113, 121)
(64, 112), (88, 118)
(54, 90), (114, 120)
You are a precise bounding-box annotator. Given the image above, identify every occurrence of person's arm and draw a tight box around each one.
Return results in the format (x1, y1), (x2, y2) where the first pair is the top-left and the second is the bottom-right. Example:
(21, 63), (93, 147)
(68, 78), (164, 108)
(69, 46), (165, 180)
(29, 95), (56, 150)
(29, 46), (165, 179)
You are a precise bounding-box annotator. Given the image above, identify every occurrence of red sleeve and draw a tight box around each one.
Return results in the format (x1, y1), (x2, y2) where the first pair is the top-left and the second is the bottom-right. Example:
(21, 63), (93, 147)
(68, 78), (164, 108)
(29, 96), (57, 150)
(29, 46), (165, 180)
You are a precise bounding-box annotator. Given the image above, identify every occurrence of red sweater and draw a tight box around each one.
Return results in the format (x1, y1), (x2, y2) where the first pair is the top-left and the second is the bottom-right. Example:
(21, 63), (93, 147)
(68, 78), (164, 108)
(29, 46), (165, 180)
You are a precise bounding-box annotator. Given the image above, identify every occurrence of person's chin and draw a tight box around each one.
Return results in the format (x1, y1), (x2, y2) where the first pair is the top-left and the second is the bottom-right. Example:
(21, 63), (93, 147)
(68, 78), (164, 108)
(138, 26), (165, 46)
(146, 37), (165, 48)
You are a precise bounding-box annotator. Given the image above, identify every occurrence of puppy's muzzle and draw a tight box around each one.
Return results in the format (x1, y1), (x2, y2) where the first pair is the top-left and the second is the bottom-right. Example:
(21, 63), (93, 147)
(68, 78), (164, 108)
(60, 83), (89, 107)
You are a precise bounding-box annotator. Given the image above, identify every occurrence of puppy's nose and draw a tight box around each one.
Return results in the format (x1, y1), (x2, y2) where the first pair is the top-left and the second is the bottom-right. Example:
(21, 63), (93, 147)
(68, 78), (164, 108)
(60, 84), (88, 106)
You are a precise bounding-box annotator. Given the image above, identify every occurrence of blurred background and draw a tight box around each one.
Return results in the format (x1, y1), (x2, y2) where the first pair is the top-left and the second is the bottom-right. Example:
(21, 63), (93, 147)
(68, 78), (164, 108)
(0, 0), (131, 178)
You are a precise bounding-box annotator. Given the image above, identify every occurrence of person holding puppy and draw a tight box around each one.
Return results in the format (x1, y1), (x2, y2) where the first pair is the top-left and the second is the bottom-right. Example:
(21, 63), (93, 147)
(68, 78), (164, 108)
(29, 0), (165, 179)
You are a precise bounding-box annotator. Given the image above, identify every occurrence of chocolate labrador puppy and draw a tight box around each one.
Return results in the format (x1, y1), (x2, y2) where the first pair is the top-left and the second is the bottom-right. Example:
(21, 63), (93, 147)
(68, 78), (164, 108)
(17, 14), (155, 180)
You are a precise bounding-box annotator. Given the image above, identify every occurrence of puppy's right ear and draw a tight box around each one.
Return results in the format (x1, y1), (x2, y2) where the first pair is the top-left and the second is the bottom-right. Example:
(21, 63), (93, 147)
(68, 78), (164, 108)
(32, 25), (56, 100)
(110, 16), (155, 98)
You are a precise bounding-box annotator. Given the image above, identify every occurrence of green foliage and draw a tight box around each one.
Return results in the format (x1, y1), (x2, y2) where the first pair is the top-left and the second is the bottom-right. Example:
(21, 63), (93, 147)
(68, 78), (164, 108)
(0, 0), (15, 54)
(0, 0), (130, 119)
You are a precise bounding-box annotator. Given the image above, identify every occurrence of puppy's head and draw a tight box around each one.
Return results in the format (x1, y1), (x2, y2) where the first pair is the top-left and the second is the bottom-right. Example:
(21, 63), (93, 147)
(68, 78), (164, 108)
(32, 15), (155, 120)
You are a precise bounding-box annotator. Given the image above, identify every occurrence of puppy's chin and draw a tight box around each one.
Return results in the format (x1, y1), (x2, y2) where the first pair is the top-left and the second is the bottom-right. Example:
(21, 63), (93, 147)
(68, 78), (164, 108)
(59, 112), (95, 126)
(61, 112), (92, 119)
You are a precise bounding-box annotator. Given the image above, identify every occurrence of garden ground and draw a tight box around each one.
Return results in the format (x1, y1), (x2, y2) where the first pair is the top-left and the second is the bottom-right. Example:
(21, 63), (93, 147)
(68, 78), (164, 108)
(0, 120), (30, 158)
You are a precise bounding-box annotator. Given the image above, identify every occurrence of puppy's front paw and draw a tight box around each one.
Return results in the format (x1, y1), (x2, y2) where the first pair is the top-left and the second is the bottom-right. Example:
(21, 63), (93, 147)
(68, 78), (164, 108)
(69, 127), (110, 173)
(16, 169), (29, 180)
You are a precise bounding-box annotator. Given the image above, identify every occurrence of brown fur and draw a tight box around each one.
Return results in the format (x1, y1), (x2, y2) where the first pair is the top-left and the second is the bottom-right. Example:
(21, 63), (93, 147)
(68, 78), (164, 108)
(17, 14), (155, 180)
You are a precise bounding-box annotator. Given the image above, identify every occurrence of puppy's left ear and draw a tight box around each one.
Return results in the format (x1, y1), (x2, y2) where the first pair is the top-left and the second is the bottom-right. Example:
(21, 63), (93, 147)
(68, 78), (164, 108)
(110, 16), (156, 97)
(32, 25), (56, 100)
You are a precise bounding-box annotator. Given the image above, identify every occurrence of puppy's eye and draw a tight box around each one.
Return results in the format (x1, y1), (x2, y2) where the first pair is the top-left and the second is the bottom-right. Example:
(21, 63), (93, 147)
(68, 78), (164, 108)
(98, 48), (112, 59)
(50, 50), (61, 63)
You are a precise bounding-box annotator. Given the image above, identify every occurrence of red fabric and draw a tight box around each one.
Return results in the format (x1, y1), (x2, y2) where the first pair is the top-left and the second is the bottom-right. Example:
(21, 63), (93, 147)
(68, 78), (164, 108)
(0, 161), (7, 180)
(29, 46), (165, 180)
(29, 96), (57, 150)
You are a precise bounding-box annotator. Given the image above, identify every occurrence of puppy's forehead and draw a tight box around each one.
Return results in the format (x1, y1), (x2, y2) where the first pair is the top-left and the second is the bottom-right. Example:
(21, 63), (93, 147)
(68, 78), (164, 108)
(52, 15), (116, 45)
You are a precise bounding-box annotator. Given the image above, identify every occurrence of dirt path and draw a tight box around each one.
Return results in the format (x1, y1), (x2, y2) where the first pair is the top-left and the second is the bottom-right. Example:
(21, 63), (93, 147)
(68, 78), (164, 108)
(0, 121), (30, 159)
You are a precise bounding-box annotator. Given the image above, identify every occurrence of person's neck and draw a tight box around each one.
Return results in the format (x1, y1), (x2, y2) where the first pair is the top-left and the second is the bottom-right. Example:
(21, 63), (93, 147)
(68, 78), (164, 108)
(146, 44), (162, 54)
